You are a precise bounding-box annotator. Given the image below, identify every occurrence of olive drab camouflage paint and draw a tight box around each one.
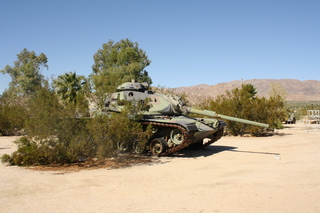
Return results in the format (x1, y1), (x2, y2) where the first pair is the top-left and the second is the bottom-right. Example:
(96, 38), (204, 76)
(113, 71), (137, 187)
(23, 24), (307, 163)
(103, 80), (269, 156)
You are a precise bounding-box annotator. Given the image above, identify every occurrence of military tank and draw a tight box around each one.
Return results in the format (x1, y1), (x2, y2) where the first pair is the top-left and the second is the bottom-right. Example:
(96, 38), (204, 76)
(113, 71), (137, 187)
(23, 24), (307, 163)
(103, 80), (269, 156)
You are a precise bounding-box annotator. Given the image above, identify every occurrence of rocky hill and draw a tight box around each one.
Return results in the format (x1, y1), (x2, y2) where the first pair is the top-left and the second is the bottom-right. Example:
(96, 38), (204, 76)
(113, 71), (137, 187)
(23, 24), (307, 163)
(174, 79), (320, 105)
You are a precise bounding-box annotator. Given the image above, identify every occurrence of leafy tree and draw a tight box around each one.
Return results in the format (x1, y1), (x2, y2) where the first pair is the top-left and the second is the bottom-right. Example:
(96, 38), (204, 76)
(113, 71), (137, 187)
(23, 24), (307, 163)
(241, 84), (257, 98)
(52, 71), (88, 112)
(92, 39), (152, 94)
(0, 48), (48, 96)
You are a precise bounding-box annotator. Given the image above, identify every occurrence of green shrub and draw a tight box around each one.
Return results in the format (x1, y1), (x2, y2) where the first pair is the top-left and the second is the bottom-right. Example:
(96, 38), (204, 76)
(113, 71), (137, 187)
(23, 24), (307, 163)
(0, 95), (28, 136)
(2, 88), (151, 166)
(1, 154), (11, 164)
(200, 84), (286, 136)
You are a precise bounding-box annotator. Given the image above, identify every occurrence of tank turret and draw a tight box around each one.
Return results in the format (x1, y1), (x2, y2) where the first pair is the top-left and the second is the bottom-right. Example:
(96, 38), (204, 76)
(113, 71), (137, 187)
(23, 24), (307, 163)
(103, 81), (269, 156)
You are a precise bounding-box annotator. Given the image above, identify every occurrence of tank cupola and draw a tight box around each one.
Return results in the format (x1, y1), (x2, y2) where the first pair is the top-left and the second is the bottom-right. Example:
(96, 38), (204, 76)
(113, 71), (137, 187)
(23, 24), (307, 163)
(116, 79), (149, 92)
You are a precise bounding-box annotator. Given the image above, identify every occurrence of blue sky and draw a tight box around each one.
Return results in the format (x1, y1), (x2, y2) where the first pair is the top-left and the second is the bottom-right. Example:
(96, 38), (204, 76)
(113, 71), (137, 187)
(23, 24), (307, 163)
(1, 0), (319, 94)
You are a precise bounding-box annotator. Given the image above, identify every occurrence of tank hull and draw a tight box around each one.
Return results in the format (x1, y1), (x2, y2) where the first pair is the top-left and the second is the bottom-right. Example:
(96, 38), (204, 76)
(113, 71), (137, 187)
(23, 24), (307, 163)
(140, 115), (226, 156)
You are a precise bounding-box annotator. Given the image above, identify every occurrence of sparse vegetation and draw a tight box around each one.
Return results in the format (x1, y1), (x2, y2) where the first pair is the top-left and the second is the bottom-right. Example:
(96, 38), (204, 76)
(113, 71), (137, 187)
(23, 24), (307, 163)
(285, 101), (320, 120)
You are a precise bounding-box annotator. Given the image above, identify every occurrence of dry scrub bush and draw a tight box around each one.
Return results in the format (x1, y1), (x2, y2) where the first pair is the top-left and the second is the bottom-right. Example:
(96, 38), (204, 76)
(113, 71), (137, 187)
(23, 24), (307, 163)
(200, 84), (286, 136)
(0, 93), (28, 136)
(1, 88), (150, 166)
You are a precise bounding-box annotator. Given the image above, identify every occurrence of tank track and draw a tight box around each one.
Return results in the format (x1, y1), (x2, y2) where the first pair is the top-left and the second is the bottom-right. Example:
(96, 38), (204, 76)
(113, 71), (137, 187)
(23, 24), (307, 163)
(141, 121), (195, 156)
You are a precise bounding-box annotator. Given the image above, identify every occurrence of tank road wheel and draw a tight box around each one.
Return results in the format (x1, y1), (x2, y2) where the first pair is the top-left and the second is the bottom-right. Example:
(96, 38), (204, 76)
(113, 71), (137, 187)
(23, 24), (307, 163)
(133, 139), (145, 154)
(150, 138), (168, 155)
(117, 141), (130, 153)
(170, 128), (183, 145)
(151, 126), (158, 134)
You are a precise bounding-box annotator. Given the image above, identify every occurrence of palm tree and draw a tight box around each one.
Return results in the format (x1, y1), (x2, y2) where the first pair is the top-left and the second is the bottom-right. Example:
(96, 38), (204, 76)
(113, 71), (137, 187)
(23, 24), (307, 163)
(53, 72), (86, 106)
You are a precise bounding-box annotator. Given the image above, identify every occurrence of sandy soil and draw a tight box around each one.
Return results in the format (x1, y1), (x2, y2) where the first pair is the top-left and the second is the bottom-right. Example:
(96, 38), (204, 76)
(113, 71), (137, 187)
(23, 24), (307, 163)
(1, 125), (320, 213)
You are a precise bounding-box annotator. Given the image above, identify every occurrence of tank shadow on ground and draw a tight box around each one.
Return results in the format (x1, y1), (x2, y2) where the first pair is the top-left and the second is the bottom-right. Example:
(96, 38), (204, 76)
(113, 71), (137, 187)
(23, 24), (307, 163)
(172, 145), (237, 158)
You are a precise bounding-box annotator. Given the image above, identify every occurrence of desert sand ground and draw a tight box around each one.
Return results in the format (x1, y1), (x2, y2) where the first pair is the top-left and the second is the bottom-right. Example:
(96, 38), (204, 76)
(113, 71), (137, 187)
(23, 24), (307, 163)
(0, 125), (320, 213)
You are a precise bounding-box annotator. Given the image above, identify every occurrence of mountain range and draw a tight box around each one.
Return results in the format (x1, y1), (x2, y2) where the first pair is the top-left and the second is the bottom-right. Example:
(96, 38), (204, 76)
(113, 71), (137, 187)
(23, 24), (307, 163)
(174, 79), (320, 104)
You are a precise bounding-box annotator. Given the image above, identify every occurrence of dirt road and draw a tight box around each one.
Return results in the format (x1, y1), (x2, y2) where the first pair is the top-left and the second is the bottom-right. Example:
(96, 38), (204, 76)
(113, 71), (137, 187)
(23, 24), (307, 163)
(1, 126), (320, 213)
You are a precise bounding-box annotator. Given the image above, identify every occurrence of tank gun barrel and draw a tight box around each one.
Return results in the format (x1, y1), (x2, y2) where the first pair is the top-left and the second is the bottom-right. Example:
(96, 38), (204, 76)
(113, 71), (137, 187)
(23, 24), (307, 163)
(188, 108), (269, 128)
